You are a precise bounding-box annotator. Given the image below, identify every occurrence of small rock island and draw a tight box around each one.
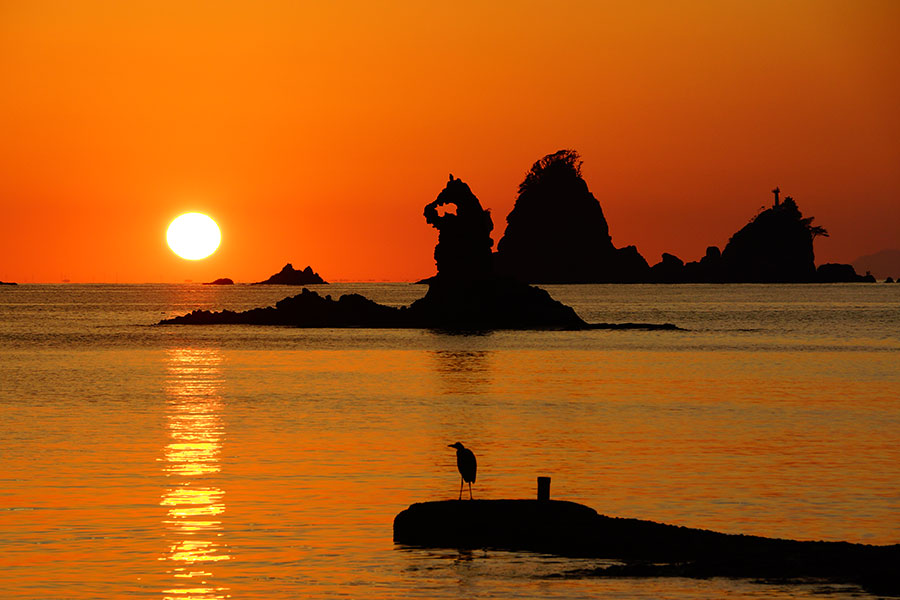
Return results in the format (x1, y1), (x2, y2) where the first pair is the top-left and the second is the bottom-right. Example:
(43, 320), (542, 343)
(203, 278), (234, 285)
(159, 176), (677, 330)
(253, 263), (327, 285)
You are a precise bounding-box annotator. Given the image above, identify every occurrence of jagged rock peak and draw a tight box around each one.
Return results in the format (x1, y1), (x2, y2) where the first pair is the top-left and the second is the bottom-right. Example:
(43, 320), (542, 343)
(423, 176), (495, 285)
(252, 263), (327, 285)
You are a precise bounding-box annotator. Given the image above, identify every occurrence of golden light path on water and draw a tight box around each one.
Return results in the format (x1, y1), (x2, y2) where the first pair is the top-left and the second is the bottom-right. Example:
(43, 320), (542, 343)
(161, 348), (230, 600)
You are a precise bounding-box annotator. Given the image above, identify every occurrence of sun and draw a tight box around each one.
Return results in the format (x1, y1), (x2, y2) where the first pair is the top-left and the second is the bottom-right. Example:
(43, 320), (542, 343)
(167, 213), (221, 260)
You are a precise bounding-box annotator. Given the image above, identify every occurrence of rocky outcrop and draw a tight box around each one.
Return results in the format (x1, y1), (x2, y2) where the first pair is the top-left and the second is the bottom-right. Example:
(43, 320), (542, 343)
(424, 176), (495, 284)
(494, 150), (621, 283)
(203, 278), (234, 285)
(649, 253), (685, 283)
(410, 176), (586, 329)
(718, 197), (820, 282)
(643, 197), (870, 283)
(252, 263), (326, 285)
(164, 287), (406, 327)
(816, 263), (876, 283)
(0, 281), (17, 286)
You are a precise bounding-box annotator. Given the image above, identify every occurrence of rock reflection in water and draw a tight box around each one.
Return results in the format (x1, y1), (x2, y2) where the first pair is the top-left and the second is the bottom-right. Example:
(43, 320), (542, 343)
(431, 350), (494, 396)
(161, 348), (230, 600)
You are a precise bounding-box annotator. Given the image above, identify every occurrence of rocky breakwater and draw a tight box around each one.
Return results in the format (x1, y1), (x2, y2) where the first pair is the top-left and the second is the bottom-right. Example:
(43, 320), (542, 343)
(394, 499), (899, 596)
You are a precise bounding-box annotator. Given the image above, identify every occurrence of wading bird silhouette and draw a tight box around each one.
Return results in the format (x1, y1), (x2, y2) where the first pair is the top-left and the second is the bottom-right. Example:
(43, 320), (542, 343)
(448, 442), (477, 500)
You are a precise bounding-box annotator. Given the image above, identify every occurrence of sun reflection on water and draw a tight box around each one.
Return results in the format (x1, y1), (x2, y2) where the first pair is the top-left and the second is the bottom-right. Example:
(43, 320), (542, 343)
(161, 348), (230, 600)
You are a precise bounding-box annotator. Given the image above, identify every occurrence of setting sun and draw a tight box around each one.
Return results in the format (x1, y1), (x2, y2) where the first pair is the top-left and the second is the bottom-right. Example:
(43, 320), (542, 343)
(166, 213), (221, 260)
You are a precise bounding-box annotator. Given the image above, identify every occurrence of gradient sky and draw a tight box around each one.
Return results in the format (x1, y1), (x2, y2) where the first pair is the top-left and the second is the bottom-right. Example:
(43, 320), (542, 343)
(1, 0), (898, 282)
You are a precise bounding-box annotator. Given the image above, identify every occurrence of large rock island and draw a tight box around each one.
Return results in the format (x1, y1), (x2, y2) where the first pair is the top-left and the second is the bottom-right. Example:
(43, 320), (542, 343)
(159, 176), (677, 331)
(494, 150), (649, 283)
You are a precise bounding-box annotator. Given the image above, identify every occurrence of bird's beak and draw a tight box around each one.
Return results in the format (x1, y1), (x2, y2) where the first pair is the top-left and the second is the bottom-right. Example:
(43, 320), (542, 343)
(447, 444), (454, 448)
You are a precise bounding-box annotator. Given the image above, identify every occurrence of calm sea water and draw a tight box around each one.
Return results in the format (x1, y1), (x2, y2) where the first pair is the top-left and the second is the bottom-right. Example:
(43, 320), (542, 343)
(1, 283), (898, 599)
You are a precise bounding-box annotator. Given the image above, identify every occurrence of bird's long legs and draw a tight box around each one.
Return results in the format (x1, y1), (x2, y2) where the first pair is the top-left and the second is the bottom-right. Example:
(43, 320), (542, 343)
(459, 477), (464, 500)
(468, 481), (473, 500)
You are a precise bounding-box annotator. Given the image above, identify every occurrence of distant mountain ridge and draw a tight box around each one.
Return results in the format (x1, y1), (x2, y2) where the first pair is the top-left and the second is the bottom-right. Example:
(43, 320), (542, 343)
(851, 249), (900, 280)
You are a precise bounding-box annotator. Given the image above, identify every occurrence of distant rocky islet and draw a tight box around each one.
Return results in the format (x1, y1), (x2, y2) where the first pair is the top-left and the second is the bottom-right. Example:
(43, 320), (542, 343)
(252, 263), (326, 285)
(201, 264), (326, 287)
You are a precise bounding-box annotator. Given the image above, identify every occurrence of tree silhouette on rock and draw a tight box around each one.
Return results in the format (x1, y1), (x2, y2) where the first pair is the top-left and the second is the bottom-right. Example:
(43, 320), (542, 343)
(721, 197), (826, 282)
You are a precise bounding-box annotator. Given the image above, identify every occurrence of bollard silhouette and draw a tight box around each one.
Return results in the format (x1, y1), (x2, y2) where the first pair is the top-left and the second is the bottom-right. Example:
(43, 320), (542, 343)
(537, 476), (550, 501)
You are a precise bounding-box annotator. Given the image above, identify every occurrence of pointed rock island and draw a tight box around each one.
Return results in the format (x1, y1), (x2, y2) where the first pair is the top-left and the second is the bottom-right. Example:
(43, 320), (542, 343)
(159, 176), (677, 331)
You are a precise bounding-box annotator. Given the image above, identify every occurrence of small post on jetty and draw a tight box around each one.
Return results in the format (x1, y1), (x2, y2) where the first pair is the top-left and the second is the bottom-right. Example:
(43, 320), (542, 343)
(537, 476), (551, 501)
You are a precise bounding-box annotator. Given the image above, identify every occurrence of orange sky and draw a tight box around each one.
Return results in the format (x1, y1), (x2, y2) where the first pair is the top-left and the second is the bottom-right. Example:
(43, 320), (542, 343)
(1, 0), (898, 282)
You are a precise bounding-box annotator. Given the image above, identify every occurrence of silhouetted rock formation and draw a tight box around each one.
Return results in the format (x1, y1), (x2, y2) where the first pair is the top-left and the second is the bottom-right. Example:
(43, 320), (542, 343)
(423, 176), (495, 284)
(613, 245), (651, 283)
(394, 500), (899, 596)
(643, 197), (841, 283)
(159, 175), (678, 331)
(253, 263), (326, 285)
(815, 263), (875, 283)
(0, 281), (16, 286)
(164, 287), (406, 327)
(718, 197), (823, 282)
(409, 176), (586, 329)
(203, 278), (234, 285)
(679, 246), (725, 283)
(649, 253), (685, 283)
(495, 150), (623, 283)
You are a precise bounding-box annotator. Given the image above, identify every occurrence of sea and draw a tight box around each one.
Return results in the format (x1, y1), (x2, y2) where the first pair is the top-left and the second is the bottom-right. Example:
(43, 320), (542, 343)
(1, 283), (898, 600)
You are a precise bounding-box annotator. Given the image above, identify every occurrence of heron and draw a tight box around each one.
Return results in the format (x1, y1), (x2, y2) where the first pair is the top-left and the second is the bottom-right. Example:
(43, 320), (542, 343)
(448, 442), (477, 500)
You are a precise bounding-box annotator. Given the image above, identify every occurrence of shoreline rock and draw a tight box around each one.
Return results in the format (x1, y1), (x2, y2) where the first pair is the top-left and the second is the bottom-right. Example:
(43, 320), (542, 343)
(203, 277), (234, 285)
